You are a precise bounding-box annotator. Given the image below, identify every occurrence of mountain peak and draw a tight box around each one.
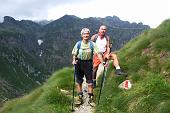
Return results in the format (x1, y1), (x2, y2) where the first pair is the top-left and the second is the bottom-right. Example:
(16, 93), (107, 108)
(3, 16), (16, 23)
(59, 14), (81, 20)
(105, 15), (120, 21)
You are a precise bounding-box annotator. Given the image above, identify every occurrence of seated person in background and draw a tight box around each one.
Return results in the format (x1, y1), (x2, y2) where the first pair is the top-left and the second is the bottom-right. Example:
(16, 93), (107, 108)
(91, 25), (125, 88)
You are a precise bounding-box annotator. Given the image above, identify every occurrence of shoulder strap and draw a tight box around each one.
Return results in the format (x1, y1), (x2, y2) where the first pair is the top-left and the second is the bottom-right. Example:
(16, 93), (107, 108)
(105, 35), (109, 41)
(94, 34), (109, 42)
(77, 40), (82, 49)
(77, 40), (82, 58)
(89, 41), (94, 50)
(89, 41), (94, 59)
(93, 34), (98, 42)
(77, 40), (94, 60)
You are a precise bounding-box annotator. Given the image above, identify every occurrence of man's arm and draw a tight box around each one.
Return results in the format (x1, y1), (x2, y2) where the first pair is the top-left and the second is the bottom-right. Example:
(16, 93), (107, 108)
(97, 53), (108, 66)
(91, 34), (96, 42)
(93, 42), (107, 66)
(106, 36), (111, 54)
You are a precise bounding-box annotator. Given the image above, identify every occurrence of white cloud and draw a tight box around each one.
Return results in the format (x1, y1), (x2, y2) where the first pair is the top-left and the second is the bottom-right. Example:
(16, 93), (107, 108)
(0, 0), (88, 21)
(0, 0), (170, 28)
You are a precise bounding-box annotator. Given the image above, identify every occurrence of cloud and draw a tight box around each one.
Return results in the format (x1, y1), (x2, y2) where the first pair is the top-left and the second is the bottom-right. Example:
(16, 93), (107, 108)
(0, 0), (90, 21)
(0, 0), (170, 28)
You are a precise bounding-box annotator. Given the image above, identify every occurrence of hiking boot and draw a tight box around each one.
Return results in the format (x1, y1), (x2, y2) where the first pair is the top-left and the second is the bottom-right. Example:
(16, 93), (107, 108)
(88, 96), (95, 107)
(93, 80), (97, 88)
(75, 94), (83, 105)
(115, 69), (126, 76)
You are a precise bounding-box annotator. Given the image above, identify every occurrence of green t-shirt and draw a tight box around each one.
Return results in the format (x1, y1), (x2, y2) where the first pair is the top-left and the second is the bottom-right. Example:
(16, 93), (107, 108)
(72, 41), (99, 60)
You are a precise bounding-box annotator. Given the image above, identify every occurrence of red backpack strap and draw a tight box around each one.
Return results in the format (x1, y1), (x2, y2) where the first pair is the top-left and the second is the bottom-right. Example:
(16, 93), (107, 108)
(91, 34), (98, 42)
(105, 35), (110, 42)
(91, 34), (110, 43)
(105, 35), (111, 53)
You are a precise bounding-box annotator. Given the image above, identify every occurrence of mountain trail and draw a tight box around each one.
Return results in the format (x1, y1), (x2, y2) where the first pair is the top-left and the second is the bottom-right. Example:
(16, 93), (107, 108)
(73, 64), (104, 113)
(73, 81), (94, 113)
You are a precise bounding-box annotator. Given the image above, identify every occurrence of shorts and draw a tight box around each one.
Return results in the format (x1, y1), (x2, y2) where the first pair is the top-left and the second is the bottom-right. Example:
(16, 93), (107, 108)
(93, 52), (108, 67)
(75, 59), (93, 84)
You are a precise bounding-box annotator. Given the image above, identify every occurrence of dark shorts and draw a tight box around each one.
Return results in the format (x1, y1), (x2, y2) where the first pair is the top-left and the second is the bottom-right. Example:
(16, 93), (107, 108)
(75, 59), (93, 84)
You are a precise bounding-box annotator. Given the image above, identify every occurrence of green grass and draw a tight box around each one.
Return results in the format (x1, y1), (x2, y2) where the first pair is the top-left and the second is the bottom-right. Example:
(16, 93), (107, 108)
(95, 67), (170, 113)
(94, 19), (170, 113)
(0, 67), (74, 113)
(1, 19), (170, 113)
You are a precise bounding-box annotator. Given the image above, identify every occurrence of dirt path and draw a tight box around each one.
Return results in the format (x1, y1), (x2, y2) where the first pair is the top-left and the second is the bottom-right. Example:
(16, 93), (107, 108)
(74, 81), (94, 113)
(73, 64), (104, 113)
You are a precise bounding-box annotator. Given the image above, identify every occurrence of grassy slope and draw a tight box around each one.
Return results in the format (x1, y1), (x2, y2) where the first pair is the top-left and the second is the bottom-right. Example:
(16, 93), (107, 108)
(0, 67), (74, 113)
(95, 19), (170, 113)
(1, 19), (170, 113)
(0, 46), (46, 103)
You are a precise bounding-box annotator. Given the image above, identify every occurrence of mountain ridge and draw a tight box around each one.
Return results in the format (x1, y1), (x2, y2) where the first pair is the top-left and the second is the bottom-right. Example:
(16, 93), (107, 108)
(1, 18), (170, 113)
(0, 14), (149, 105)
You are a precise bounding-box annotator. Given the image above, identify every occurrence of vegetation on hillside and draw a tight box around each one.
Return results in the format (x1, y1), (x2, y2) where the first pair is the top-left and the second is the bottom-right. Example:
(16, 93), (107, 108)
(0, 67), (74, 113)
(94, 19), (170, 113)
(1, 19), (170, 113)
(0, 15), (149, 104)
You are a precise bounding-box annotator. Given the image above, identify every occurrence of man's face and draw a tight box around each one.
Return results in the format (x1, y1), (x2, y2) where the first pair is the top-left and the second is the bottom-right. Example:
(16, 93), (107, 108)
(99, 26), (107, 35)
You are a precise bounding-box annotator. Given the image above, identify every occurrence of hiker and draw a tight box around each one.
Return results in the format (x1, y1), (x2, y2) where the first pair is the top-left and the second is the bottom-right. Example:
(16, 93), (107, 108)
(72, 28), (106, 107)
(91, 25), (125, 88)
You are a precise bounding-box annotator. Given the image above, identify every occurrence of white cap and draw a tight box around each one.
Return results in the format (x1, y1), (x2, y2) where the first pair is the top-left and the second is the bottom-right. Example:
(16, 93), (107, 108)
(81, 28), (90, 36)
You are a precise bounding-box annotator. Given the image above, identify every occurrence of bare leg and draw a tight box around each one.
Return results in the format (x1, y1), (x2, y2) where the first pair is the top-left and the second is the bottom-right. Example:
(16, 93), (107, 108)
(109, 53), (126, 75)
(77, 83), (82, 93)
(92, 65), (99, 88)
(87, 84), (93, 94)
(109, 53), (120, 67)
(93, 65), (98, 80)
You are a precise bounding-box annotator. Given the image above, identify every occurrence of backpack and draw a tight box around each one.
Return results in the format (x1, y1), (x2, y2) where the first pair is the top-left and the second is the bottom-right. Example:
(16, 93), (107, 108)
(93, 34), (109, 42)
(93, 34), (110, 52)
(77, 40), (94, 60)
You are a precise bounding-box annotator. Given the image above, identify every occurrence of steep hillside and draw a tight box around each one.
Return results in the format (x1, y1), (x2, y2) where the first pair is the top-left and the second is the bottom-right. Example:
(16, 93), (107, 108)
(95, 19), (170, 113)
(0, 67), (73, 113)
(0, 17), (48, 105)
(0, 15), (149, 105)
(0, 19), (169, 113)
(0, 46), (49, 101)
(41, 15), (149, 72)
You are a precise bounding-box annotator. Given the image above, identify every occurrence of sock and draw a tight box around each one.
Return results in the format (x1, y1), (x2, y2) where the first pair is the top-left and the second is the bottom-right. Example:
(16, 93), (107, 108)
(116, 66), (120, 70)
(88, 93), (94, 97)
(78, 92), (83, 96)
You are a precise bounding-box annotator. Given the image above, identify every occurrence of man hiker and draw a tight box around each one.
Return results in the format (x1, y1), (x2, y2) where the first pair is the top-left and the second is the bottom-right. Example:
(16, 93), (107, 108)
(91, 25), (125, 88)
(72, 28), (107, 106)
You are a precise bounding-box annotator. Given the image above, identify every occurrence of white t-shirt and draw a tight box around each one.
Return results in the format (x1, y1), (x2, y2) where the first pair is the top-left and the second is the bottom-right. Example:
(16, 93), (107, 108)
(95, 36), (107, 53)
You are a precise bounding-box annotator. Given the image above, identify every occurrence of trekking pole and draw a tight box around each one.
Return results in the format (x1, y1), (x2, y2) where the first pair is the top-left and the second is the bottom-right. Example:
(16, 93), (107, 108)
(71, 65), (76, 112)
(97, 43), (112, 105)
(97, 59), (107, 105)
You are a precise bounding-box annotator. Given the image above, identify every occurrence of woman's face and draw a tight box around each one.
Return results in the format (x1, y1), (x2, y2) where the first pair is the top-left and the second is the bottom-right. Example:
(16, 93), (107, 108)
(82, 32), (90, 40)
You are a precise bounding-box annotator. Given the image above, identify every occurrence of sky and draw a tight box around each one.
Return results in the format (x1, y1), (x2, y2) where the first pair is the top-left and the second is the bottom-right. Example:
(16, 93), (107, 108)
(0, 0), (170, 28)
